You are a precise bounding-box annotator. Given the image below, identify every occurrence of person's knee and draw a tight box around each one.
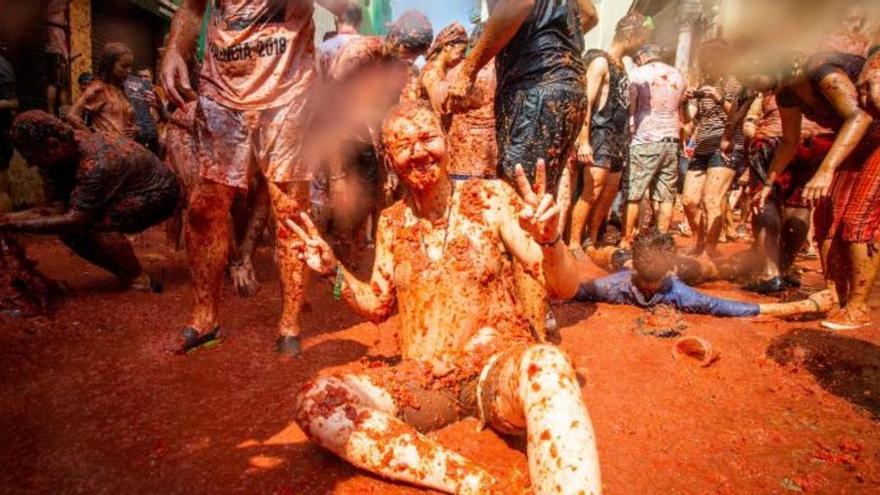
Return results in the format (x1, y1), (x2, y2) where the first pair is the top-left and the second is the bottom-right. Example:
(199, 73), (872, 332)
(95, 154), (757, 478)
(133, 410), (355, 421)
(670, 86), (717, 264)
(294, 376), (358, 443)
(521, 344), (576, 379)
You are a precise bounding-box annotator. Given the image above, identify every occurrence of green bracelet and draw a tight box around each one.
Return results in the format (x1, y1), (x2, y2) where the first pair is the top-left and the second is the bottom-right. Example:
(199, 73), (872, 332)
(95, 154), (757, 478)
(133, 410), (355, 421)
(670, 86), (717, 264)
(332, 265), (344, 301)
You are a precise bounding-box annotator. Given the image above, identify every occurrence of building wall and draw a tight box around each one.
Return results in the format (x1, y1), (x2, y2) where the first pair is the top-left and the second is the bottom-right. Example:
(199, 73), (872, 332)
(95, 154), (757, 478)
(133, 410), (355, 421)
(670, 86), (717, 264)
(584, 0), (636, 50)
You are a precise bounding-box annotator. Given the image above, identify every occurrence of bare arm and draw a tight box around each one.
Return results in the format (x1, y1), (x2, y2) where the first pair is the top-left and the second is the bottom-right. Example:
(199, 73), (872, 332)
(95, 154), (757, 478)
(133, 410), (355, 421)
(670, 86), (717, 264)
(0, 209), (90, 235)
(764, 105), (803, 185)
(742, 96), (763, 139)
(160, 0), (208, 108)
(0, 98), (17, 111)
(457, 0), (534, 84)
(804, 71), (875, 201)
(66, 84), (104, 132)
(575, 57), (609, 163)
(287, 212), (396, 323)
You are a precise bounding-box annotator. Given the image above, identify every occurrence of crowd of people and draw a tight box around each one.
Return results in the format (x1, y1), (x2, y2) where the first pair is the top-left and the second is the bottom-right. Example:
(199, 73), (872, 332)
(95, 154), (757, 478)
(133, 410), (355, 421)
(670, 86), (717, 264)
(1, 0), (879, 493)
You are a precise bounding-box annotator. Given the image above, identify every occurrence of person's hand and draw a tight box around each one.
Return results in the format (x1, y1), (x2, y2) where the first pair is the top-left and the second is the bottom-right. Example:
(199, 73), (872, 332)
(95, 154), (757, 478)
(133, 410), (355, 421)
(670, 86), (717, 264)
(145, 90), (161, 110)
(514, 160), (563, 246)
(803, 168), (834, 204)
(285, 212), (339, 276)
(446, 61), (477, 113)
(160, 48), (192, 109)
(751, 183), (773, 214)
(576, 139), (594, 166)
(684, 88), (696, 100)
(230, 258), (260, 297)
(720, 136), (733, 160)
(382, 170), (399, 204)
(700, 85), (723, 103)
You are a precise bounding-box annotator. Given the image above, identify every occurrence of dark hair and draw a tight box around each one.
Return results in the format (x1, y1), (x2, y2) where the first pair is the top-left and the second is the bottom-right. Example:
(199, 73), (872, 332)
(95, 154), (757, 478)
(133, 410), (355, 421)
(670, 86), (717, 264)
(77, 72), (94, 86)
(632, 231), (676, 284)
(614, 12), (652, 41)
(387, 10), (433, 54)
(11, 110), (75, 153)
(96, 42), (133, 82)
(340, 4), (363, 27)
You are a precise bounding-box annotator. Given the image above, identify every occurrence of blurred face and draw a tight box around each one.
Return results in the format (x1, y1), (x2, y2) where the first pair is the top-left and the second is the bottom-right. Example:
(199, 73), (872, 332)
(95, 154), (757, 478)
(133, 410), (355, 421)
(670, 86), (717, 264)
(843, 6), (866, 33)
(386, 39), (425, 64)
(137, 68), (153, 84)
(383, 109), (448, 192)
(112, 53), (134, 81)
(698, 47), (727, 79)
(633, 274), (664, 297)
(446, 42), (466, 65)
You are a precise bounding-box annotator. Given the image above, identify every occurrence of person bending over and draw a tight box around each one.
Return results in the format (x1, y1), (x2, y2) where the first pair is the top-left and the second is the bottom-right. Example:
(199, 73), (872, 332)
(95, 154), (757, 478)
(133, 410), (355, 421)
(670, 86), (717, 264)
(574, 232), (833, 318)
(288, 102), (601, 495)
(0, 111), (179, 292)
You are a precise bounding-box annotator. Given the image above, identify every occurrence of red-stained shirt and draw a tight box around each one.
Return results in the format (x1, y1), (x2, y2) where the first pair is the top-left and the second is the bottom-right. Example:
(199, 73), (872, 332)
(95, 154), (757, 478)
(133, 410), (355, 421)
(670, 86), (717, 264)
(200, 0), (316, 111)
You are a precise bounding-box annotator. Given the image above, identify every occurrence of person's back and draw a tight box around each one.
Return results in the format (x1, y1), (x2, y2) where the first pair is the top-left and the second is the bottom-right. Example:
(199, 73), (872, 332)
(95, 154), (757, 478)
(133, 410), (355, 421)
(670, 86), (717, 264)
(495, 0), (586, 92)
(70, 132), (178, 232)
(630, 60), (684, 145)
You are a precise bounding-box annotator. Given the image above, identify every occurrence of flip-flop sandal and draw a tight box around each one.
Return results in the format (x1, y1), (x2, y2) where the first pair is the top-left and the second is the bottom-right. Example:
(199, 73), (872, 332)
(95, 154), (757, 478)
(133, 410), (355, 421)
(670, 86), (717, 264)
(179, 326), (221, 355)
(673, 336), (718, 368)
(821, 319), (870, 331)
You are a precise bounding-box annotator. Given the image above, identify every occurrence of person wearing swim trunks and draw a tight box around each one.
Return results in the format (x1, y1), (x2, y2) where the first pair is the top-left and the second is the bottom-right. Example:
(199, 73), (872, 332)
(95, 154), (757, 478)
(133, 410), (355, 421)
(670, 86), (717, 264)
(160, 0), (352, 355)
(1, 111), (179, 292)
(448, 0), (598, 188)
(288, 102), (601, 495)
(619, 42), (686, 247)
(570, 14), (653, 252)
(67, 43), (138, 141)
(745, 51), (880, 330)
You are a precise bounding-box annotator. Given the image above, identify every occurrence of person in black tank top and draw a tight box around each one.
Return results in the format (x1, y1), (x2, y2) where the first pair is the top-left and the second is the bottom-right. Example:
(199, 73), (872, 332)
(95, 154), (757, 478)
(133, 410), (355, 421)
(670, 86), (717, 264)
(447, 0), (598, 188)
(568, 13), (652, 252)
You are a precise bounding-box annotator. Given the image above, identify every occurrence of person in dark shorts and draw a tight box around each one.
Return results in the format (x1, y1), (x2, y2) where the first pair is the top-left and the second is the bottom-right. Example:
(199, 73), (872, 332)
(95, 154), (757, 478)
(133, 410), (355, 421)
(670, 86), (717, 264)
(569, 13), (654, 251)
(448, 0), (598, 187)
(681, 40), (746, 257)
(0, 111), (179, 292)
(0, 48), (18, 214)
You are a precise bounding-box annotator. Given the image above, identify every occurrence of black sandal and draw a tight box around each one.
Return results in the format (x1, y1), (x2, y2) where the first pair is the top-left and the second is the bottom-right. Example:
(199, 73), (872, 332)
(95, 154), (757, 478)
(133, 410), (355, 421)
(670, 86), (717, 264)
(178, 326), (221, 355)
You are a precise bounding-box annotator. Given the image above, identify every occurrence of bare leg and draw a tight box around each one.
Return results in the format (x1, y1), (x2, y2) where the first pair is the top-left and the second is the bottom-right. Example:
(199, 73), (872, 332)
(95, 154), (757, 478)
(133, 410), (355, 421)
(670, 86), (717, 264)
(488, 345), (602, 495)
(567, 165), (600, 250)
(681, 170), (707, 254)
(514, 261), (550, 342)
(841, 242), (880, 316)
(266, 181), (309, 339)
(295, 374), (495, 494)
(656, 201), (675, 234)
(703, 167), (735, 257)
(780, 207), (810, 274)
(185, 180), (236, 332)
(588, 170), (621, 246)
(622, 201), (640, 248)
(230, 179), (271, 297)
(819, 238), (846, 307)
(60, 232), (146, 288)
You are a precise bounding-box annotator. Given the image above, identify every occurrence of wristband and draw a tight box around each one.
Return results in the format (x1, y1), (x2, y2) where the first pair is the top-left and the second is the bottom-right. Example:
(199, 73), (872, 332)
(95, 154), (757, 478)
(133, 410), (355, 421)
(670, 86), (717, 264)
(538, 234), (562, 248)
(332, 265), (344, 301)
